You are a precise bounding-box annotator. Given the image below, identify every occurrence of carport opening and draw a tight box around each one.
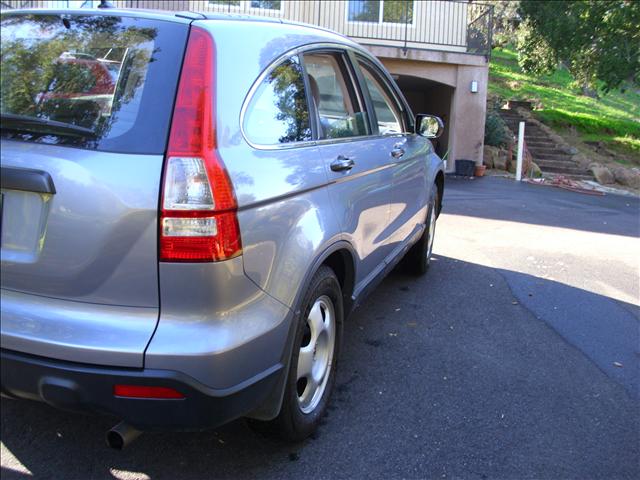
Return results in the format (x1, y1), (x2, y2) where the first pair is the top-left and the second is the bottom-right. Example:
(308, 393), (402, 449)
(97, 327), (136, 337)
(394, 75), (454, 160)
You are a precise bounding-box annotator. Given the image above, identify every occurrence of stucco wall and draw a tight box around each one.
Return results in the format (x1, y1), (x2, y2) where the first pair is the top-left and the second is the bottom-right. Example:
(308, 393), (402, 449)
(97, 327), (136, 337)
(377, 56), (488, 171)
(450, 64), (488, 169)
(379, 58), (457, 87)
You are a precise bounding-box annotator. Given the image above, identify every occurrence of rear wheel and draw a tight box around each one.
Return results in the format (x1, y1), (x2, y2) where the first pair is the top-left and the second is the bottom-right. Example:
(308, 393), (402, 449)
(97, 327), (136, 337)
(264, 266), (343, 441)
(404, 186), (438, 275)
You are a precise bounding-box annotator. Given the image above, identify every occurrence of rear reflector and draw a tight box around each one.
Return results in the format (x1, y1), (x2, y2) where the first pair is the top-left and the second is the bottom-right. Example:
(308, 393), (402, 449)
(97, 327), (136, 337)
(113, 385), (185, 399)
(159, 26), (241, 262)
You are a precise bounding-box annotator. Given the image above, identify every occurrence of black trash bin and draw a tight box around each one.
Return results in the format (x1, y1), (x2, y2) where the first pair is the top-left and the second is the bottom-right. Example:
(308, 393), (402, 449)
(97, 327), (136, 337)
(455, 159), (475, 176)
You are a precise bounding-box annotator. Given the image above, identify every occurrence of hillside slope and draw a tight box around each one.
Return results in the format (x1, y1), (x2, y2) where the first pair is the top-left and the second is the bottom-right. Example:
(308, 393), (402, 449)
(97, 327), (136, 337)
(489, 48), (640, 166)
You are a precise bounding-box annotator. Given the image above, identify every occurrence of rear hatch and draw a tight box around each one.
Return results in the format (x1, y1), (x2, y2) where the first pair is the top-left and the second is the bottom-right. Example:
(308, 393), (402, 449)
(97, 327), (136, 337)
(0, 11), (189, 367)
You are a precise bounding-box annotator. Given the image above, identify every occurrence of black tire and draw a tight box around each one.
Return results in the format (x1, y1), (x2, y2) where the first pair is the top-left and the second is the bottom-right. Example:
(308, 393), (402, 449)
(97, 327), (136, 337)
(260, 265), (343, 442)
(404, 186), (439, 275)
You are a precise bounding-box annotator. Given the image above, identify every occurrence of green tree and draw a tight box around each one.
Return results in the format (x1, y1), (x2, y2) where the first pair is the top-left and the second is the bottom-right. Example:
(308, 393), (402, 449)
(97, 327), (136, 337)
(486, 0), (521, 48)
(517, 0), (640, 93)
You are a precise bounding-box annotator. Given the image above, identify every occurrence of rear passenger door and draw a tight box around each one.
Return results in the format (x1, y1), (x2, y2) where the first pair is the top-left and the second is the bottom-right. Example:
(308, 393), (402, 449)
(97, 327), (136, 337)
(354, 56), (430, 253)
(302, 49), (394, 292)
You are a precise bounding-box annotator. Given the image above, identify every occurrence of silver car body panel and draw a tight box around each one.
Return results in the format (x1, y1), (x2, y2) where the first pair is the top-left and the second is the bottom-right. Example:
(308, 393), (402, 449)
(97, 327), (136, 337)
(0, 141), (163, 367)
(0, 141), (162, 307)
(146, 256), (292, 390)
(1, 14), (444, 395)
(0, 289), (156, 367)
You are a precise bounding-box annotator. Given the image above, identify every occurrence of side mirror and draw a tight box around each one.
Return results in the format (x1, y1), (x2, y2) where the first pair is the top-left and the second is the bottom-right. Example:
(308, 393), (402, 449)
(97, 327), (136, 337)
(415, 114), (444, 139)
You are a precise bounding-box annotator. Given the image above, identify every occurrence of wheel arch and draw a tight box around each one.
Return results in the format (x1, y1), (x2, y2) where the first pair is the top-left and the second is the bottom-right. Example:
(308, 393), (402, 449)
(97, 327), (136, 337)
(434, 170), (445, 217)
(320, 246), (356, 316)
(246, 240), (357, 421)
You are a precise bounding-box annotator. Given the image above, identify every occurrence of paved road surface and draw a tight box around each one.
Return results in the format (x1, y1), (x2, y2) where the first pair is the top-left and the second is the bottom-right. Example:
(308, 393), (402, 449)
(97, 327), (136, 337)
(2, 176), (638, 480)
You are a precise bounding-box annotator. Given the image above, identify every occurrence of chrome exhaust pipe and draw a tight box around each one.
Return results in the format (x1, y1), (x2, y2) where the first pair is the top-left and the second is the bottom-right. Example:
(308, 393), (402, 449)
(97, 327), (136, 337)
(106, 421), (142, 450)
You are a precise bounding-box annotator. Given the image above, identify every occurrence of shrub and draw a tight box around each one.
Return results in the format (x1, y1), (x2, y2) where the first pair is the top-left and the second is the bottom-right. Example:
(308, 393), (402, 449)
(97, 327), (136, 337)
(484, 109), (509, 147)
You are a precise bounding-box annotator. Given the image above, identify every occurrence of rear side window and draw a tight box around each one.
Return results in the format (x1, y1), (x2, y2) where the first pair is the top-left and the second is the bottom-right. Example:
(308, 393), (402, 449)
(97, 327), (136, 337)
(243, 55), (312, 146)
(0, 14), (188, 154)
(303, 52), (368, 140)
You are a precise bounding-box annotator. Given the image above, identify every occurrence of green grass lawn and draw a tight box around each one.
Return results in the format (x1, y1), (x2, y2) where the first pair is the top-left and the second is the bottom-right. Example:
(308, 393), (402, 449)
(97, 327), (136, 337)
(489, 47), (640, 160)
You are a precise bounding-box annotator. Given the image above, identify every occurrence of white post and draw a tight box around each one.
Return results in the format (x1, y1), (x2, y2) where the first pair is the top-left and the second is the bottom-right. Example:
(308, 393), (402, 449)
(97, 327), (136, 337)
(516, 121), (525, 182)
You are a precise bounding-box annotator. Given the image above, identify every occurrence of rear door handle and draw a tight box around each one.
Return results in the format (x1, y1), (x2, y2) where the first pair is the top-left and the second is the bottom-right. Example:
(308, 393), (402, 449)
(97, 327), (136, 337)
(330, 155), (355, 172)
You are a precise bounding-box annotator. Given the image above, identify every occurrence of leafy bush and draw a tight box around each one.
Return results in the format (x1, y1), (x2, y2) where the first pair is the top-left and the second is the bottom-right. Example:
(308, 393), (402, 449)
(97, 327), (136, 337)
(484, 110), (509, 147)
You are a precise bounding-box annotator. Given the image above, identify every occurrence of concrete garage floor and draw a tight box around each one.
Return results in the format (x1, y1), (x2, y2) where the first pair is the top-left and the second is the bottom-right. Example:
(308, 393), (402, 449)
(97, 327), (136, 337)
(2, 177), (639, 480)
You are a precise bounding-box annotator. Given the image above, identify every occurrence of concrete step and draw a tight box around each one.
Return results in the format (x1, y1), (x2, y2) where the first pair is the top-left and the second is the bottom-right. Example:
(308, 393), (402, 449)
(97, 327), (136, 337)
(559, 174), (595, 181)
(505, 123), (544, 132)
(498, 110), (521, 116)
(528, 146), (567, 155)
(538, 164), (590, 176)
(514, 130), (547, 137)
(526, 137), (554, 143)
(544, 172), (595, 181)
(524, 135), (556, 148)
(499, 113), (527, 119)
(503, 117), (537, 123)
(536, 159), (580, 169)
(533, 153), (573, 162)
(525, 133), (552, 139)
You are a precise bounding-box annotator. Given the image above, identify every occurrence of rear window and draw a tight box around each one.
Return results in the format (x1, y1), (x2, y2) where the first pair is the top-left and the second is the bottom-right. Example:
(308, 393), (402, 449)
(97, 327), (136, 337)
(242, 55), (312, 146)
(0, 13), (188, 154)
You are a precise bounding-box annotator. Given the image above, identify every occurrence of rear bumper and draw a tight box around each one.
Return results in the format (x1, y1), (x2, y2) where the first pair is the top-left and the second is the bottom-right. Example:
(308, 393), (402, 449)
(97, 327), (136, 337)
(0, 348), (281, 431)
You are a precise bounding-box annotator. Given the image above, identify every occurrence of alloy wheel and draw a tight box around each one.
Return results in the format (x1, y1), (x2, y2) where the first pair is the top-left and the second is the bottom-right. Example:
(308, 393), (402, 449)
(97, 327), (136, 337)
(296, 295), (336, 414)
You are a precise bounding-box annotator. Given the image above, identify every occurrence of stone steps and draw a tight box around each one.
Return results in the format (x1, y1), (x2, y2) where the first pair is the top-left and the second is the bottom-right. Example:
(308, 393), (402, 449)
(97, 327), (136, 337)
(506, 126), (546, 136)
(503, 119), (540, 126)
(498, 108), (593, 180)
(534, 161), (588, 177)
(535, 159), (581, 169)
(532, 152), (573, 162)
(528, 146), (567, 156)
(549, 173), (595, 181)
(505, 122), (544, 131)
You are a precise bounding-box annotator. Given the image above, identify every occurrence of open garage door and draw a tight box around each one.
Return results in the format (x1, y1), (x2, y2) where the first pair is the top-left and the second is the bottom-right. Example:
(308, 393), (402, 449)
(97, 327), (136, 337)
(394, 75), (454, 162)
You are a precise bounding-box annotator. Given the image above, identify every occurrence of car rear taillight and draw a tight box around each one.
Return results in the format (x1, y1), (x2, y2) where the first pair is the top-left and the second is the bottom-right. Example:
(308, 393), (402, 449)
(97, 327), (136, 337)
(159, 27), (241, 262)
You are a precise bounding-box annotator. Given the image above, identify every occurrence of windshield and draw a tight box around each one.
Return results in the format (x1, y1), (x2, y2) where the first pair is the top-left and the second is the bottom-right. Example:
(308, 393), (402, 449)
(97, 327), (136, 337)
(0, 13), (188, 154)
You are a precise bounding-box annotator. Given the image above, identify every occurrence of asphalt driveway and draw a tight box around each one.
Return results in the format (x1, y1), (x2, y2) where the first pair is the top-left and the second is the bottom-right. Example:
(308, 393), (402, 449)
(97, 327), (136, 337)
(2, 176), (639, 480)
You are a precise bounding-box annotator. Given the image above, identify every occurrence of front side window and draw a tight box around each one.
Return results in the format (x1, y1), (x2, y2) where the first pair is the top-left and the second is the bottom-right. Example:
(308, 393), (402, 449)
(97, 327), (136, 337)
(348, 0), (414, 24)
(303, 52), (368, 140)
(357, 60), (404, 135)
(243, 55), (311, 145)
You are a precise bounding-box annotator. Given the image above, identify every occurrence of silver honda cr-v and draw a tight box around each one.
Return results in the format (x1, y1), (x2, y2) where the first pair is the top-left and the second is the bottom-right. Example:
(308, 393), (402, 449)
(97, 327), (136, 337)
(0, 7), (444, 446)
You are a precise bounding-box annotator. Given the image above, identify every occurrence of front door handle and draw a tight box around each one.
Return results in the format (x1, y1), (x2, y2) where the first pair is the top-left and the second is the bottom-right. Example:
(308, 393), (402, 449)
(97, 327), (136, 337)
(331, 155), (355, 172)
(391, 146), (405, 159)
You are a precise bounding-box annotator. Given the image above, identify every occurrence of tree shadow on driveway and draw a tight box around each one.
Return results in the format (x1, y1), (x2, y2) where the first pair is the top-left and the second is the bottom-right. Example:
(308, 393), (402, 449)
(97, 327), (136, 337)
(444, 176), (640, 238)
(1, 255), (638, 480)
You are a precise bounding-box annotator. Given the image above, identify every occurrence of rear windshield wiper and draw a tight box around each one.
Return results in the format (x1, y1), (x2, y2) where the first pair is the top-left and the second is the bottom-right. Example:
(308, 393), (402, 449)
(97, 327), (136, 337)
(0, 113), (97, 137)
